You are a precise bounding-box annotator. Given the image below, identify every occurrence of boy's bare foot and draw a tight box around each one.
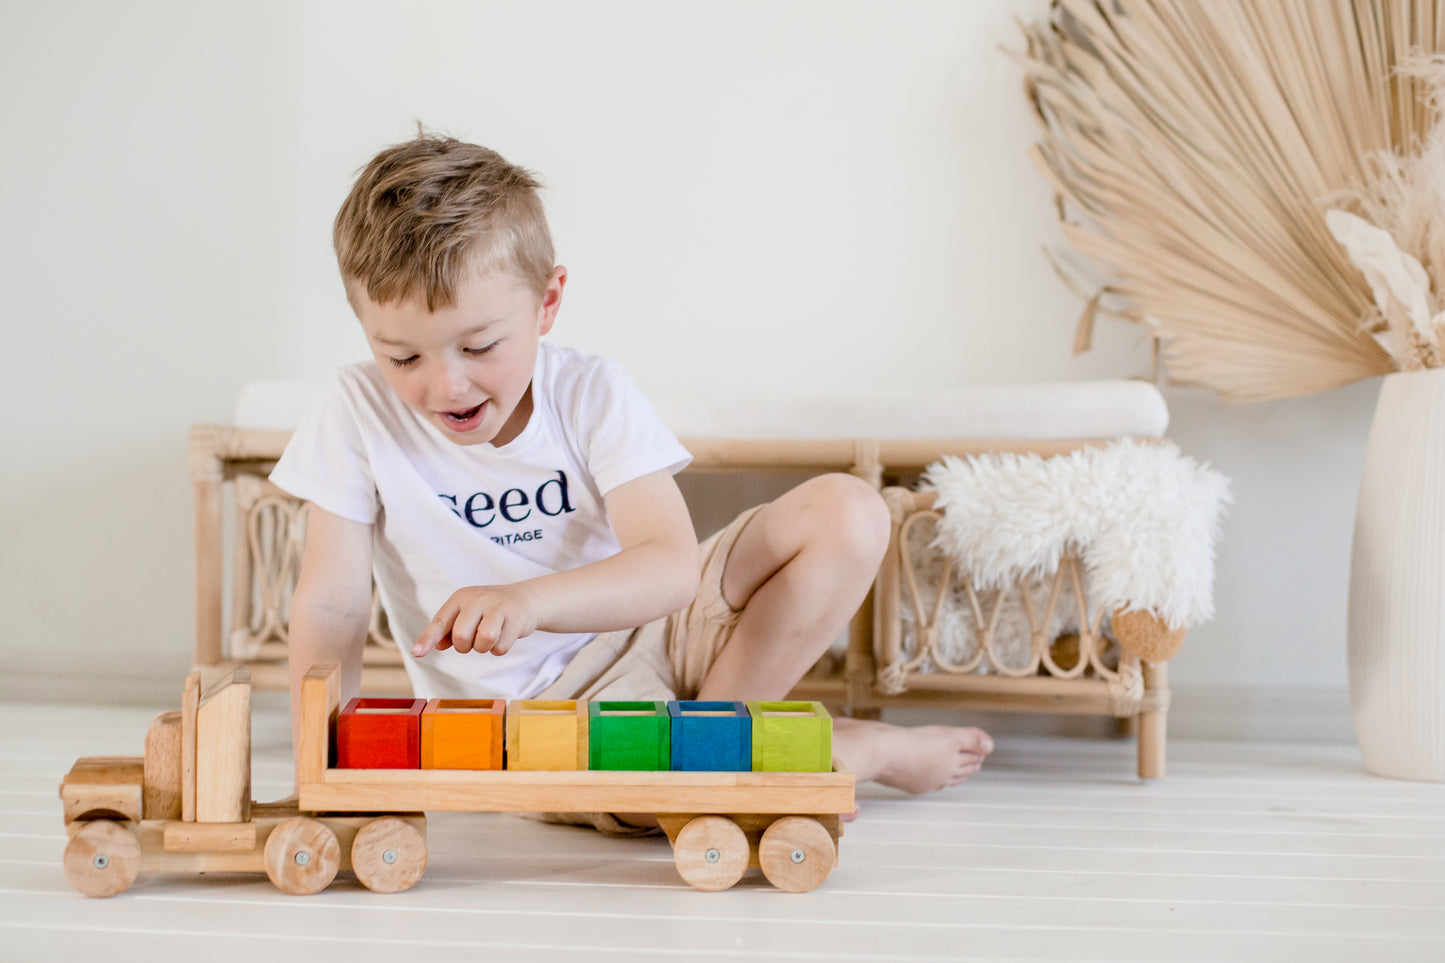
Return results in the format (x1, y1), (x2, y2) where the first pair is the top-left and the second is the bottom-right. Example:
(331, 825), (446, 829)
(834, 718), (993, 794)
(614, 721), (990, 827)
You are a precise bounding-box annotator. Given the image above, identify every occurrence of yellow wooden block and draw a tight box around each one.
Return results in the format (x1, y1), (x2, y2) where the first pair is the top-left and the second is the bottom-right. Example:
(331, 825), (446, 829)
(504, 700), (588, 770)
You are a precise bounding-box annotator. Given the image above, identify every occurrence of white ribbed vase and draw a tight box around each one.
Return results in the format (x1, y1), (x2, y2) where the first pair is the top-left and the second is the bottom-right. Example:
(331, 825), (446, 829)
(1348, 367), (1445, 782)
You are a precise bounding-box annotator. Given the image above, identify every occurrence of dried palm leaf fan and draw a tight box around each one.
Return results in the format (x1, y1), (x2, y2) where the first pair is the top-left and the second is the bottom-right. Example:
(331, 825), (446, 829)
(1019, 0), (1445, 403)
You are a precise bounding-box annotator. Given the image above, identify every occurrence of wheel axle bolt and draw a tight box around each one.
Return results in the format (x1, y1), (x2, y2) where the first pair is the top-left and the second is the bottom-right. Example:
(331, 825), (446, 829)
(704, 848), (720, 864)
(93, 854), (109, 870)
(791, 849), (806, 864)
(382, 849), (398, 864)
(294, 851), (310, 866)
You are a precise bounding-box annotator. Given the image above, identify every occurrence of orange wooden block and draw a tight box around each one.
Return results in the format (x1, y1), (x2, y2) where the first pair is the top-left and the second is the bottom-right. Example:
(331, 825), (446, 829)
(420, 699), (505, 770)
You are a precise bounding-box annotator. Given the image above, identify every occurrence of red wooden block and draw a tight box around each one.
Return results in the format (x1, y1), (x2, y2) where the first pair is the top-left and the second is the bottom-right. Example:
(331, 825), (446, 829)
(337, 698), (425, 769)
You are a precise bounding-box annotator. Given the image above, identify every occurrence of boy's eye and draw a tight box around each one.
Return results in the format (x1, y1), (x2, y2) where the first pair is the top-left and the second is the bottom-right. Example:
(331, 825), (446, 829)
(387, 355), (420, 368)
(465, 342), (499, 357)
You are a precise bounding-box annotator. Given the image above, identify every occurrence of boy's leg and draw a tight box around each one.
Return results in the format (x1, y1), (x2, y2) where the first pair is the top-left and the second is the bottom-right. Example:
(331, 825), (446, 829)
(695, 473), (993, 793)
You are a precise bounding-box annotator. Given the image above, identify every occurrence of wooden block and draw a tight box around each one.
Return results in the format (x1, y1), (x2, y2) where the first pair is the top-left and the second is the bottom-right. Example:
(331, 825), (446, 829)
(143, 710), (183, 819)
(299, 662), (340, 784)
(162, 820), (257, 853)
(195, 668), (251, 822)
(588, 701), (669, 771)
(60, 757), (144, 823)
(338, 697), (425, 769)
(504, 700), (588, 770)
(181, 670), (201, 821)
(668, 701), (751, 772)
(746, 701), (832, 772)
(421, 699), (505, 770)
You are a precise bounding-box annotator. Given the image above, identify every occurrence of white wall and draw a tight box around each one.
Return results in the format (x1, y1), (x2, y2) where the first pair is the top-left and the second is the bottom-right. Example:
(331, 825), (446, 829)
(0, 1), (1375, 716)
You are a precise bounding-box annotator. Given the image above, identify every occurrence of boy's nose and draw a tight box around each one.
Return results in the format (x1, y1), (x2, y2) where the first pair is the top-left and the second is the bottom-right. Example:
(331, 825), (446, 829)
(427, 359), (471, 404)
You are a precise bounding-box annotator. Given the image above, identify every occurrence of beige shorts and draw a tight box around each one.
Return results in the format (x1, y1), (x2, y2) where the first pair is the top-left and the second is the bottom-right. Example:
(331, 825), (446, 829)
(525, 503), (764, 837)
(535, 502), (763, 705)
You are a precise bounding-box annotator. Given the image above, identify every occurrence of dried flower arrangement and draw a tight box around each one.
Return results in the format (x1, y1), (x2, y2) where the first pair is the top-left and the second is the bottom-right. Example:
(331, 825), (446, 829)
(1017, 0), (1445, 403)
(1326, 56), (1445, 373)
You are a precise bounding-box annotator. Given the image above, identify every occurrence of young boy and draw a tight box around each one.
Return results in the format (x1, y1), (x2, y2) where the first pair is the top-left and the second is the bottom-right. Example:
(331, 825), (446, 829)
(272, 134), (991, 827)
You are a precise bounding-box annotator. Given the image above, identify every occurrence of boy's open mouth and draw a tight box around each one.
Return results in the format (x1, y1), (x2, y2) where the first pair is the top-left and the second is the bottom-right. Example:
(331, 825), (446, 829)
(439, 402), (487, 431)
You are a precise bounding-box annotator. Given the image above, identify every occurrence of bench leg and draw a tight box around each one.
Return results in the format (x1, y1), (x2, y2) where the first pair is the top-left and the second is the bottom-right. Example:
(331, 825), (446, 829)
(1136, 661), (1168, 779)
(844, 585), (881, 719)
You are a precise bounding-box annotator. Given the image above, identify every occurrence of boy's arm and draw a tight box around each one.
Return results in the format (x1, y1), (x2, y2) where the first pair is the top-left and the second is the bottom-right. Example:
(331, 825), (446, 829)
(414, 468), (700, 657)
(287, 503), (373, 781)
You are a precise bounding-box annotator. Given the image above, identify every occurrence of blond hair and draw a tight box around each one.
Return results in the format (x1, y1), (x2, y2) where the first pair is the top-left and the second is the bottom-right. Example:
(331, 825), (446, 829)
(334, 133), (555, 310)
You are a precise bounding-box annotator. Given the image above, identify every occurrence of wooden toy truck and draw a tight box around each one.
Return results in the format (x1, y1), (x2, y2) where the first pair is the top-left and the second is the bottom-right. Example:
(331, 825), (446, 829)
(60, 664), (855, 898)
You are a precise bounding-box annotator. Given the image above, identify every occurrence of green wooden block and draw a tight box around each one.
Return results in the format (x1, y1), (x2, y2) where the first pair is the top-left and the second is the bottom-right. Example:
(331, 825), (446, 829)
(746, 701), (832, 772)
(588, 701), (670, 771)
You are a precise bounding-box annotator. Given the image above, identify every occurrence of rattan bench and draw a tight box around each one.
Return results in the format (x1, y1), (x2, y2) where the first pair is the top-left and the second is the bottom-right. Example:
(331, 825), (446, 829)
(191, 378), (1177, 778)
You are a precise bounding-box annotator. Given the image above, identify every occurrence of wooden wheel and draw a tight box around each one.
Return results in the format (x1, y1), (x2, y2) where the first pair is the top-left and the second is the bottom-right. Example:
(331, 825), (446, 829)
(263, 816), (340, 895)
(672, 816), (750, 891)
(351, 816), (427, 893)
(758, 817), (834, 892)
(63, 821), (141, 897)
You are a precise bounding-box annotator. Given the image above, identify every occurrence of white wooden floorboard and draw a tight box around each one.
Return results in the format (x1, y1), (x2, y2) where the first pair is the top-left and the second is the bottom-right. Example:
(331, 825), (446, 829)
(3, 701), (1443, 962)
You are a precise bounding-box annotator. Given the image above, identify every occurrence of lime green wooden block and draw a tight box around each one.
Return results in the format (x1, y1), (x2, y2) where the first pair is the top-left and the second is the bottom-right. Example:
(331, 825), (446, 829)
(746, 701), (832, 772)
(588, 701), (670, 771)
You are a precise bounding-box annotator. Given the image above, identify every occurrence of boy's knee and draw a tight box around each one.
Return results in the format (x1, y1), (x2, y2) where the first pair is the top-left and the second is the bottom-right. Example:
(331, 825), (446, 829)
(800, 473), (890, 564)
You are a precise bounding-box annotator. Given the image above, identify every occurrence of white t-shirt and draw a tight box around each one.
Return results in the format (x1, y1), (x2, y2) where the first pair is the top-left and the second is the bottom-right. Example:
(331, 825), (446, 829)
(269, 342), (693, 699)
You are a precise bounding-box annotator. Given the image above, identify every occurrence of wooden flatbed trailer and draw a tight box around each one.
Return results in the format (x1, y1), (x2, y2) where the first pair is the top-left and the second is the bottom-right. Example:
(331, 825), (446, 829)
(61, 664), (854, 897)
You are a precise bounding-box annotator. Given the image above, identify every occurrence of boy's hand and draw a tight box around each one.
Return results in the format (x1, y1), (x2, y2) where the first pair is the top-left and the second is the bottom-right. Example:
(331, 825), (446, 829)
(413, 584), (541, 658)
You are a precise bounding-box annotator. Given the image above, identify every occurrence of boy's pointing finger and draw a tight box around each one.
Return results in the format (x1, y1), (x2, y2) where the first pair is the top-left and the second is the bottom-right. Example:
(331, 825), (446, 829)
(415, 598), (465, 656)
(413, 620), (450, 657)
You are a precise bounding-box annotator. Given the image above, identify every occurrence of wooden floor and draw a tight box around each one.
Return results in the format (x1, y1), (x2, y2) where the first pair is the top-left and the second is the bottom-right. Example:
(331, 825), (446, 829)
(4, 701), (1444, 962)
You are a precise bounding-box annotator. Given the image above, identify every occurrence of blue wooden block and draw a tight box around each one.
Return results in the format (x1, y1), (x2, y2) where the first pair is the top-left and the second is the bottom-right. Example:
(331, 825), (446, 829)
(667, 701), (751, 771)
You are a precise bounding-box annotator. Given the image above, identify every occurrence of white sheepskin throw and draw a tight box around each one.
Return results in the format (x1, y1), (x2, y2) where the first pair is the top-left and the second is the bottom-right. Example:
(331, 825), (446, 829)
(922, 440), (1231, 630)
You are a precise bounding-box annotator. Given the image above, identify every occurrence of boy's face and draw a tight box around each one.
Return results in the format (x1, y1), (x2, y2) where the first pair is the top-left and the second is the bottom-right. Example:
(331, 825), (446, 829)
(352, 266), (565, 447)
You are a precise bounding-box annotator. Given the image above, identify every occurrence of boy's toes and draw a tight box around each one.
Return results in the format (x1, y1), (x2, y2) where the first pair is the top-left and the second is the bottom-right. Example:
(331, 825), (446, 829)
(962, 728), (995, 755)
(948, 760), (983, 787)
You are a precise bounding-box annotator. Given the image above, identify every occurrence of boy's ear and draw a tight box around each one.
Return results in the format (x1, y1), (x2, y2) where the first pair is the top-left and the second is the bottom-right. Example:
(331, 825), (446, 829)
(538, 266), (566, 336)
